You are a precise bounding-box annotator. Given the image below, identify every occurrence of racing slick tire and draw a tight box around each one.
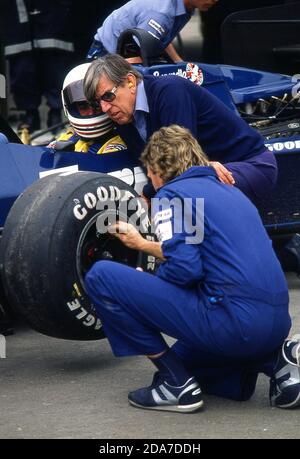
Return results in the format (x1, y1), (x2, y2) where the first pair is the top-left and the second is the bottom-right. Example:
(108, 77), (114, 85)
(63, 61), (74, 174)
(0, 171), (152, 340)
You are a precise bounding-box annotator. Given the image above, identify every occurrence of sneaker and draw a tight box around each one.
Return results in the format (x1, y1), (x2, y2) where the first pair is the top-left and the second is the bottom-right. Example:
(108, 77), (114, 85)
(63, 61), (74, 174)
(128, 372), (203, 413)
(270, 338), (300, 408)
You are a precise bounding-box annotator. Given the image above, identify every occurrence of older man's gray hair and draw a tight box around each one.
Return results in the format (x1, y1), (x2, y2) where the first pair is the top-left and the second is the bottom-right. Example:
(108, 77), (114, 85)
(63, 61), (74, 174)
(84, 54), (143, 106)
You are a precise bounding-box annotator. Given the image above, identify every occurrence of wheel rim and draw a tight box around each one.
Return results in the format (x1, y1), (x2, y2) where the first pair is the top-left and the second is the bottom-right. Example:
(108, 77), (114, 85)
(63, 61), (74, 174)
(76, 211), (138, 292)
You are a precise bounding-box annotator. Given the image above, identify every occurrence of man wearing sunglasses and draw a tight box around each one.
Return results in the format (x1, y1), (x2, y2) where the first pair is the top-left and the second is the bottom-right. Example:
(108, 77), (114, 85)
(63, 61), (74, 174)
(84, 54), (277, 205)
(87, 0), (219, 63)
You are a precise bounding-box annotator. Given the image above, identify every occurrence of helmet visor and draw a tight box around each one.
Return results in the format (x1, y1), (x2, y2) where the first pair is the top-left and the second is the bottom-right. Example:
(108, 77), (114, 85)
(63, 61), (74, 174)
(63, 79), (86, 106)
(63, 80), (102, 117)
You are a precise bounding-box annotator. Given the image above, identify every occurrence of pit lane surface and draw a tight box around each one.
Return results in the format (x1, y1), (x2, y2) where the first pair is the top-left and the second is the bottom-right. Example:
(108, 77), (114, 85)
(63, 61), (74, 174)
(1, 273), (299, 439)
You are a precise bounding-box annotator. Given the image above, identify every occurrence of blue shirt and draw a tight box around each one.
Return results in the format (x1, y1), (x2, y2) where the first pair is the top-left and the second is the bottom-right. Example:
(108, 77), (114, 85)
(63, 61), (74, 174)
(133, 81), (149, 142)
(94, 0), (191, 53)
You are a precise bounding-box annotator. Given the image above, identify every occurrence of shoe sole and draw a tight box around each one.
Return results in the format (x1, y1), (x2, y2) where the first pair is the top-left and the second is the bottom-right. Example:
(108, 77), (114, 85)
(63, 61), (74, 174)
(128, 399), (204, 413)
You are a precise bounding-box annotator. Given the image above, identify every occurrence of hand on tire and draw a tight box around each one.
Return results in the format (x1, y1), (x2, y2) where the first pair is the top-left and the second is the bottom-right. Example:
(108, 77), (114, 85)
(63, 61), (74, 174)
(108, 221), (144, 251)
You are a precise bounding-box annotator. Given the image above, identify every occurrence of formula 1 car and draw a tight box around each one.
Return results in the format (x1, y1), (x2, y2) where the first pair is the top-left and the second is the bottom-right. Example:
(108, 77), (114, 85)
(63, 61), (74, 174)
(1, 54), (300, 341)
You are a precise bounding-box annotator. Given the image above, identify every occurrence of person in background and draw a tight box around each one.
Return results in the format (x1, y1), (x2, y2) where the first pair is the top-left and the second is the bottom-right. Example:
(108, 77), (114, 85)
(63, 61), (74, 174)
(71, 1), (125, 63)
(0, 1), (75, 133)
(87, 0), (219, 63)
(47, 62), (126, 154)
(85, 124), (300, 413)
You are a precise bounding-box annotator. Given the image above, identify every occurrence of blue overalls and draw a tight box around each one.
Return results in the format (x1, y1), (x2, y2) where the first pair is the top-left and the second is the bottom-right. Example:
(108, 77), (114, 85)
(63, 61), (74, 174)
(0, 1), (74, 111)
(85, 167), (290, 400)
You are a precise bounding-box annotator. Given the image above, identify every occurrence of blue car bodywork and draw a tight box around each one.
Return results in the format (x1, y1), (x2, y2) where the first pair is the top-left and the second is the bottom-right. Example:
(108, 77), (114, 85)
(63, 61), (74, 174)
(1, 60), (299, 234)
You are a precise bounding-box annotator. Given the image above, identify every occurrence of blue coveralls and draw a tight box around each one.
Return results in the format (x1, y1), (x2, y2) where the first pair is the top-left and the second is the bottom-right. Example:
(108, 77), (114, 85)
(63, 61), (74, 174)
(85, 167), (291, 400)
(93, 0), (191, 55)
(0, 1), (74, 111)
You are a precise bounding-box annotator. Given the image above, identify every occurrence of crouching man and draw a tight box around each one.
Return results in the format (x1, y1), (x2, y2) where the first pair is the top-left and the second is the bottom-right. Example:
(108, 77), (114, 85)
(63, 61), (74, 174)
(85, 125), (300, 413)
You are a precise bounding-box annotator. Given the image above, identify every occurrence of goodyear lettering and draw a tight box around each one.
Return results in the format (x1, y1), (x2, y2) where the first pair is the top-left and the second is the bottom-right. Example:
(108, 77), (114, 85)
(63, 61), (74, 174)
(66, 298), (102, 330)
(288, 122), (300, 129)
(97, 187), (109, 201)
(73, 204), (87, 220)
(67, 298), (81, 311)
(73, 185), (122, 221)
(73, 168), (147, 221)
(76, 307), (88, 320)
(84, 192), (97, 209)
(83, 314), (97, 327)
(266, 140), (300, 152)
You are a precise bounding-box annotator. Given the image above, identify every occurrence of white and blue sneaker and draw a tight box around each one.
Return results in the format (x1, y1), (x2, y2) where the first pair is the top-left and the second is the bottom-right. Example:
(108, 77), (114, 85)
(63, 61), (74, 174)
(128, 372), (203, 413)
(270, 338), (300, 409)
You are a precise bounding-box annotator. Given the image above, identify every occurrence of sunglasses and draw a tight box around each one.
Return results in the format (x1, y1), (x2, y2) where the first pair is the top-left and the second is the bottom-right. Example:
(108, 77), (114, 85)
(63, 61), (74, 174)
(91, 85), (119, 109)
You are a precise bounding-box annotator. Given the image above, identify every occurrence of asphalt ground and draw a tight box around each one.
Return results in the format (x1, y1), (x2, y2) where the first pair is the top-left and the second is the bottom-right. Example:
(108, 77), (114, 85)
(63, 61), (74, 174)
(0, 272), (299, 440)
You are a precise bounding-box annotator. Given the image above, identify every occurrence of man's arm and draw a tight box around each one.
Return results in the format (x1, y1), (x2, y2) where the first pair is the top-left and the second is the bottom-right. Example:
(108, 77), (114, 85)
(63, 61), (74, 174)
(209, 161), (235, 185)
(165, 43), (183, 63)
(109, 221), (164, 260)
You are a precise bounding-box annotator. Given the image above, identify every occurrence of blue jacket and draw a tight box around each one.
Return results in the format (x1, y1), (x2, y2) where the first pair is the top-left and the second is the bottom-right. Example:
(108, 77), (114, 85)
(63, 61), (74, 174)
(117, 75), (267, 163)
(153, 166), (288, 305)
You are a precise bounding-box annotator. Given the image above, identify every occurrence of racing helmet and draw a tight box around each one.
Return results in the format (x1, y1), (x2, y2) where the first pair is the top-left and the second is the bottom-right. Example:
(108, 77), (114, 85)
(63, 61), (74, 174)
(62, 63), (114, 139)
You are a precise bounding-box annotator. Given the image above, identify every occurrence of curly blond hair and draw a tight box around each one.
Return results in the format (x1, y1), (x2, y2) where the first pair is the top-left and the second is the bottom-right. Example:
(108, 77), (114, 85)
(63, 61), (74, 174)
(141, 125), (209, 182)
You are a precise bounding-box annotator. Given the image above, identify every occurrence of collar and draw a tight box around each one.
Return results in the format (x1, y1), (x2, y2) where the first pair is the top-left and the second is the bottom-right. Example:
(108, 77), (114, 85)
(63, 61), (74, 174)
(162, 166), (217, 188)
(178, 0), (195, 15)
(134, 80), (149, 114)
